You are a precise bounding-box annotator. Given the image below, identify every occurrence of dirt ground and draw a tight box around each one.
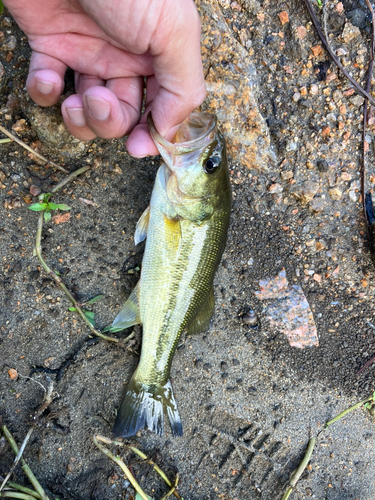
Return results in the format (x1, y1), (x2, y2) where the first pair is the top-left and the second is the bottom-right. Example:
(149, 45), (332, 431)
(1, 1), (375, 499)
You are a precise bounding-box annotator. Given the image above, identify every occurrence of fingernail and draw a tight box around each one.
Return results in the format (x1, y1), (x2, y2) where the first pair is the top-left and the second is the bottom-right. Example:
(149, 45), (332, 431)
(36, 79), (54, 95)
(66, 107), (86, 127)
(86, 96), (111, 121)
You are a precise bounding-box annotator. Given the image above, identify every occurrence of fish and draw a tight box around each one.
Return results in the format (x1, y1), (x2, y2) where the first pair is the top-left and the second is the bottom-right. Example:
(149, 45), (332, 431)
(112, 112), (231, 438)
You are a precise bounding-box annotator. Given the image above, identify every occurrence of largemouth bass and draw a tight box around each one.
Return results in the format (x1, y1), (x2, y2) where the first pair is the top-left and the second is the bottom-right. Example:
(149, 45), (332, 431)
(112, 112), (231, 438)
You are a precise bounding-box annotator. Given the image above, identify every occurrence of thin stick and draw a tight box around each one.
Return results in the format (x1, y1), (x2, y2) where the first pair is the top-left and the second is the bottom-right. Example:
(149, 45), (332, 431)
(159, 474), (179, 500)
(0, 430), (33, 493)
(95, 435), (181, 499)
(0, 124), (68, 174)
(362, 0), (375, 252)
(33, 381), (54, 421)
(35, 212), (118, 342)
(16, 374), (46, 393)
(50, 165), (90, 194)
(281, 437), (316, 500)
(0, 138), (12, 144)
(92, 435), (149, 500)
(1, 426), (49, 500)
(303, 0), (375, 106)
(357, 353), (375, 375)
(322, 0), (329, 43)
(33, 167), (120, 343)
(325, 395), (374, 427)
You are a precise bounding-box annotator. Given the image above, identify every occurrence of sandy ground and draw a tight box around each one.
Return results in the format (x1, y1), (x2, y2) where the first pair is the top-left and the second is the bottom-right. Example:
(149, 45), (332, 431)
(1, 1), (375, 499)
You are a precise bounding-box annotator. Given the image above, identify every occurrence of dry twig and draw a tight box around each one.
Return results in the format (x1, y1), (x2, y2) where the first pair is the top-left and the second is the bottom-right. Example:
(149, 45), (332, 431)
(281, 438), (316, 500)
(0, 124), (68, 174)
(303, 0), (375, 105)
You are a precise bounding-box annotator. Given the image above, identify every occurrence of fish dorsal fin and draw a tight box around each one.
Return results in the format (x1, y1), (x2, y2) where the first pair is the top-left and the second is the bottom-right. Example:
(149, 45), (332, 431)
(112, 281), (141, 330)
(134, 206), (150, 245)
(186, 286), (215, 335)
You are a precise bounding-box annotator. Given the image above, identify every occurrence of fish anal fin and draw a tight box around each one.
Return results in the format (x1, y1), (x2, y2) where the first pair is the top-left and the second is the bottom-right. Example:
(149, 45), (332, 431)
(112, 281), (141, 330)
(134, 206), (150, 245)
(186, 286), (215, 335)
(113, 377), (183, 438)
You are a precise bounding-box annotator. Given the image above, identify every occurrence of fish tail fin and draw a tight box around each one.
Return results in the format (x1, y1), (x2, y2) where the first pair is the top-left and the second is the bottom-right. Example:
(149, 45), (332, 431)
(113, 377), (183, 438)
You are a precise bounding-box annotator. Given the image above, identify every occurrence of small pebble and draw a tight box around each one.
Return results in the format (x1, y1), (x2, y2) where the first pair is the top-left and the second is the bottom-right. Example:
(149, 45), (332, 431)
(278, 11), (289, 25)
(268, 183), (283, 194)
(281, 170), (293, 180)
(242, 311), (259, 328)
(30, 185), (41, 197)
(329, 187), (343, 201)
(317, 159), (329, 172)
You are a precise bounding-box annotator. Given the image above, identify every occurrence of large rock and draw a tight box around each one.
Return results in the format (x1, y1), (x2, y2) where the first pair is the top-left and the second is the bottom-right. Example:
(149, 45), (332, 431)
(198, 0), (273, 171)
(21, 99), (88, 160)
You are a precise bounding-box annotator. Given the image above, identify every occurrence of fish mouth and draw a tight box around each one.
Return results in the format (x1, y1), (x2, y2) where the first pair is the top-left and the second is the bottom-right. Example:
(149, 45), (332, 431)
(148, 112), (217, 165)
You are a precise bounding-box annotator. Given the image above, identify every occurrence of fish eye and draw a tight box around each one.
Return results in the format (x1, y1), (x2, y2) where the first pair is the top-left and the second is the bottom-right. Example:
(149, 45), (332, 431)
(203, 156), (220, 174)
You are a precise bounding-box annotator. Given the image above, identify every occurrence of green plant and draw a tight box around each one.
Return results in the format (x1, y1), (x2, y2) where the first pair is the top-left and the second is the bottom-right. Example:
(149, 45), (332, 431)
(28, 192), (71, 222)
(68, 294), (104, 326)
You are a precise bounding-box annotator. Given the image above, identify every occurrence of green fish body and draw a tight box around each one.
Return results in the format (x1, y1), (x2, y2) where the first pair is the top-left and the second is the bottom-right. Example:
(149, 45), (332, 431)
(112, 113), (231, 438)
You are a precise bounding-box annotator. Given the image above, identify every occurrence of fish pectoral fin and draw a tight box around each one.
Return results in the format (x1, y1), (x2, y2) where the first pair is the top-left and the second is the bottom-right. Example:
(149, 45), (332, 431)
(112, 281), (141, 330)
(186, 286), (215, 335)
(134, 205), (150, 245)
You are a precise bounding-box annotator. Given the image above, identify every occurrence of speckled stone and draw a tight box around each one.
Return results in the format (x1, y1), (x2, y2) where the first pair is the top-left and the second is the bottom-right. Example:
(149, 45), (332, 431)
(309, 196), (326, 213)
(255, 270), (318, 348)
(341, 22), (361, 43)
(23, 104), (88, 159)
(290, 181), (319, 204)
(198, 0), (273, 170)
(329, 186), (343, 201)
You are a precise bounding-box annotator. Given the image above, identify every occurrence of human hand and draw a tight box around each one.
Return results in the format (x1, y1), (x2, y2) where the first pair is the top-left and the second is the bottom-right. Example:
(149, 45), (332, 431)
(3, 0), (207, 157)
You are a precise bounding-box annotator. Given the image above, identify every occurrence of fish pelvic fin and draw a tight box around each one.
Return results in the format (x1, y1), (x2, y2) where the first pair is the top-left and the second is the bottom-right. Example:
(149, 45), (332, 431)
(112, 281), (141, 330)
(113, 377), (183, 438)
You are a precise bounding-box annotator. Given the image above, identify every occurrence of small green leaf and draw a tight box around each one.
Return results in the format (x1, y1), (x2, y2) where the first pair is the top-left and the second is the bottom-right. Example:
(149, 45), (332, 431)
(48, 202), (60, 210)
(44, 192), (53, 201)
(0, 0), (4, 15)
(69, 307), (77, 312)
(84, 310), (95, 325)
(28, 202), (47, 211)
(56, 204), (71, 211)
(86, 294), (104, 304)
(44, 211), (52, 222)
(364, 402), (371, 409)
(373, 391), (375, 400)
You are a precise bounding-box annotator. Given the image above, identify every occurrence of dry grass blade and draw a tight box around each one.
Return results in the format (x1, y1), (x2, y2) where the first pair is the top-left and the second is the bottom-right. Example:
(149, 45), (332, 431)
(0, 424), (49, 500)
(92, 435), (149, 500)
(0, 124), (68, 174)
(94, 435), (182, 500)
(0, 429), (33, 493)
